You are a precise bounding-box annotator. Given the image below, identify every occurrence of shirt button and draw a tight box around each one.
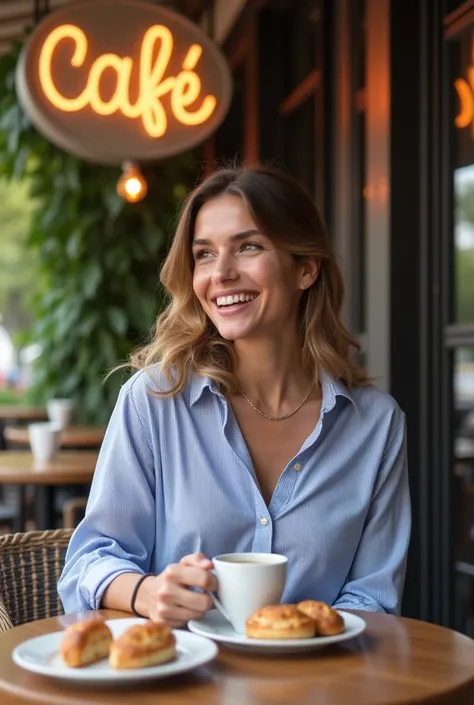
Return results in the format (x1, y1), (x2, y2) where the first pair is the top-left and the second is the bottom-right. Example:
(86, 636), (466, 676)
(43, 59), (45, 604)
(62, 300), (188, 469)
(294, 463), (302, 471)
(260, 517), (269, 526)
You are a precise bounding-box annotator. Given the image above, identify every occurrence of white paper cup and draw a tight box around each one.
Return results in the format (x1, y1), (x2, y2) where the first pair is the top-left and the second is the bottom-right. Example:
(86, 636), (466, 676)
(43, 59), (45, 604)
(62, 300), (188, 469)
(46, 398), (74, 429)
(212, 553), (287, 633)
(28, 423), (61, 462)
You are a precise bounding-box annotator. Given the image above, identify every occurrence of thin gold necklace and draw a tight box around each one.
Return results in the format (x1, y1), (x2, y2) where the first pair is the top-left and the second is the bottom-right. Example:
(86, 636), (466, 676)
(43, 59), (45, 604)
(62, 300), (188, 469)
(238, 383), (313, 421)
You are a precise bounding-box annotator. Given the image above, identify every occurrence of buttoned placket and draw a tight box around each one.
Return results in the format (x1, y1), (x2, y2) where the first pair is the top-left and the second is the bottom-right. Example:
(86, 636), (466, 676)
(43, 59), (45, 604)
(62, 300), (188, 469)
(219, 393), (332, 552)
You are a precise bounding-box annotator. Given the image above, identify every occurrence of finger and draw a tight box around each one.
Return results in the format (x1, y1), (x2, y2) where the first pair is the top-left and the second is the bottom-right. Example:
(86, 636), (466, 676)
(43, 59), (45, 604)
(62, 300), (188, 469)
(159, 583), (214, 613)
(164, 564), (216, 591)
(150, 603), (211, 626)
(179, 553), (213, 568)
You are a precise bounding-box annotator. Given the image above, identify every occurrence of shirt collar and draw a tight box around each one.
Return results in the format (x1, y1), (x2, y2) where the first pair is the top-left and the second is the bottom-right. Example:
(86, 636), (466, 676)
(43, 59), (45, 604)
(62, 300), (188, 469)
(189, 368), (357, 410)
(189, 373), (221, 406)
(319, 368), (357, 413)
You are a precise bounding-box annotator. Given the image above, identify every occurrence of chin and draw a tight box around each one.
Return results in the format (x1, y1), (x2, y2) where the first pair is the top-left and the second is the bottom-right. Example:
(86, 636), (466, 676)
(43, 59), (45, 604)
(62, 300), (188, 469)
(214, 324), (254, 341)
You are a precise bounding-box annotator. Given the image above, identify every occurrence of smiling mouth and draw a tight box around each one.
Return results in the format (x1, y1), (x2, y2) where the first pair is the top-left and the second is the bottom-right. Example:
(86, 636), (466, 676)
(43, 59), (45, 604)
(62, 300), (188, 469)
(213, 293), (259, 311)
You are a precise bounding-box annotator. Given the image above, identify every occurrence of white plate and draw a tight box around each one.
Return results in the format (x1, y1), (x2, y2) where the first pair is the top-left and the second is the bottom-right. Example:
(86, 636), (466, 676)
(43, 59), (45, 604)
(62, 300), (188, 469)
(188, 609), (366, 654)
(12, 618), (218, 684)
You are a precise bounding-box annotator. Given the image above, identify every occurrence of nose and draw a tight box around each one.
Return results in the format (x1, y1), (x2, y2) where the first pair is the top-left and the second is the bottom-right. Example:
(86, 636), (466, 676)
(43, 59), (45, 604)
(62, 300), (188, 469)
(211, 253), (239, 285)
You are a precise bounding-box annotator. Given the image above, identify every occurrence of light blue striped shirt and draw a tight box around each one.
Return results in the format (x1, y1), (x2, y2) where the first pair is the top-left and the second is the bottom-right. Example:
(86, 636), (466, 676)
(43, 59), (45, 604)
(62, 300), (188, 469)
(58, 366), (411, 615)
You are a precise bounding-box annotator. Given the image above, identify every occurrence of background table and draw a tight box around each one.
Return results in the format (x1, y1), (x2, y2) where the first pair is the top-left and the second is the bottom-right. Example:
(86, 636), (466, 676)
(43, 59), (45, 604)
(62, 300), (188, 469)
(0, 407), (47, 423)
(0, 451), (97, 530)
(4, 426), (105, 449)
(0, 407), (47, 451)
(1, 609), (474, 704)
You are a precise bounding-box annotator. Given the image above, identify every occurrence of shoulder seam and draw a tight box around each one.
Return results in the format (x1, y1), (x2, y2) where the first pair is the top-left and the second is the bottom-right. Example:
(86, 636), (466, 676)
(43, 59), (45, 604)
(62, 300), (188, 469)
(123, 376), (154, 451)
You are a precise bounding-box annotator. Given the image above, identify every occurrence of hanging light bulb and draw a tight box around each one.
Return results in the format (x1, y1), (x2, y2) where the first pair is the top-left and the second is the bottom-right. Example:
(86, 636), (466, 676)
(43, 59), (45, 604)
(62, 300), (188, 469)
(116, 161), (148, 203)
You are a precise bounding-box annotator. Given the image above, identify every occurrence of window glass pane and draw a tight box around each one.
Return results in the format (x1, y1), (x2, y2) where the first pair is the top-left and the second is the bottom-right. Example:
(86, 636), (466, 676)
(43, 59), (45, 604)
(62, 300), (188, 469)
(350, 0), (366, 91)
(214, 66), (245, 161)
(285, 0), (320, 92)
(452, 33), (474, 322)
(350, 0), (366, 334)
(352, 110), (366, 333)
(454, 572), (474, 637)
(283, 96), (316, 197)
(454, 347), (474, 567)
(446, 0), (473, 14)
(454, 165), (474, 322)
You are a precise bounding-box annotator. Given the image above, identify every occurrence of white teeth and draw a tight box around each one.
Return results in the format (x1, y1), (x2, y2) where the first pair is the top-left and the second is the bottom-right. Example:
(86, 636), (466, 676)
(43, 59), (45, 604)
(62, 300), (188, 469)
(216, 293), (256, 307)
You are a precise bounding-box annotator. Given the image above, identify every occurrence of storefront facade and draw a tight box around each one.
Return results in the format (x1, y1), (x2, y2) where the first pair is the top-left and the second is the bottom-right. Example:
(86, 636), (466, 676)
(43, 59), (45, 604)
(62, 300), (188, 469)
(207, 0), (474, 632)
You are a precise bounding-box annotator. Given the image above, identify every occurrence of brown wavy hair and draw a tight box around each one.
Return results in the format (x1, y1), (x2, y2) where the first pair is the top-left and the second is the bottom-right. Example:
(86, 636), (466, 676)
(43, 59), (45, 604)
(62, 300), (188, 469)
(130, 164), (368, 395)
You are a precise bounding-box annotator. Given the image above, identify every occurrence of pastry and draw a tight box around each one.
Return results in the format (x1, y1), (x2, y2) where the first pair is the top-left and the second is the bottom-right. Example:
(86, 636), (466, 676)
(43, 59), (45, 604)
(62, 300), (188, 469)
(60, 618), (113, 667)
(245, 604), (316, 639)
(297, 600), (345, 635)
(109, 621), (176, 669)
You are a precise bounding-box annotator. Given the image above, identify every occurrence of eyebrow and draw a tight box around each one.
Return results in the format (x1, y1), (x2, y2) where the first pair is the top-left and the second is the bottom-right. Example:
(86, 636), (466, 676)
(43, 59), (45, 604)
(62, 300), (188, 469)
(192, 229), (262, 248)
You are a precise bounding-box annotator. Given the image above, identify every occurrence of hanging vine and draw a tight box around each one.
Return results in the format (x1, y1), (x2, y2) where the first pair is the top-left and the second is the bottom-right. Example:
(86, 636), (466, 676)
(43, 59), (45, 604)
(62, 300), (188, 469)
(0, 40), (197, 422)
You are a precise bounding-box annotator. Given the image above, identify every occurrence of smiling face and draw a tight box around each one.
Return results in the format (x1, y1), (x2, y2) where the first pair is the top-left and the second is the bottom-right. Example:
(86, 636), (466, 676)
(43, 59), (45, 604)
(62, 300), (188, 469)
(192, 194), (317, 342)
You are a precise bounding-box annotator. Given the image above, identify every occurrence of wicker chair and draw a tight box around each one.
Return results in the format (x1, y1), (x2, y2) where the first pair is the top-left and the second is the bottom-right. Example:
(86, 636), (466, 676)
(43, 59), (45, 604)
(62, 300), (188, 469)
(0, 595), (13, 632)
(0, 529), (73, 626)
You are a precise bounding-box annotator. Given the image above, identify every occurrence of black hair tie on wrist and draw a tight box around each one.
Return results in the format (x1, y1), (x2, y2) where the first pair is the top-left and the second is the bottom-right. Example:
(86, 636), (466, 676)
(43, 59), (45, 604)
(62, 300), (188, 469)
(130, 573), (154, 618)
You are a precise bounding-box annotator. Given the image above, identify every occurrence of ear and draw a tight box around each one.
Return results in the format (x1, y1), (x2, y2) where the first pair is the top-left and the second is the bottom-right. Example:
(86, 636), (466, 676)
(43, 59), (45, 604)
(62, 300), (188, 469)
(299, 258), (319, 290)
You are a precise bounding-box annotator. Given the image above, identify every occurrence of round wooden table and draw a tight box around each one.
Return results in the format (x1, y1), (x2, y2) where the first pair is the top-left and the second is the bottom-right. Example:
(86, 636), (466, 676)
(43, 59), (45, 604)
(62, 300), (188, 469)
(0, 451), (98, 530)
(4, 426), (105, 449)
(0, 609), (474, 704)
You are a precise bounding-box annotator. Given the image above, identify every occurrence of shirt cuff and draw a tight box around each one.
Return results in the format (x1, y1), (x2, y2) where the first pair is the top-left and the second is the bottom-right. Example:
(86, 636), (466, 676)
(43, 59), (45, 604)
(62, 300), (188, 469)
(80, 558), (145, 610)
(332, 597), (385, 613)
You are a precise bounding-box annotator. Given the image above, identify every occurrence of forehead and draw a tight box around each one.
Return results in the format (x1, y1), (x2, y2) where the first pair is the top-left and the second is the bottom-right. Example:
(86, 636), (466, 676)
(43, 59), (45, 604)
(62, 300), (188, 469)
(193, 195), (257, 240)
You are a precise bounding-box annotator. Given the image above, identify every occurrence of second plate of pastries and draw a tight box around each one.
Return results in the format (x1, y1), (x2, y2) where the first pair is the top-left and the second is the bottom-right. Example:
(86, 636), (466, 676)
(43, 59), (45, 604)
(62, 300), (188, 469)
(13, 617), (218, 684)
(188, 601), (366, 654)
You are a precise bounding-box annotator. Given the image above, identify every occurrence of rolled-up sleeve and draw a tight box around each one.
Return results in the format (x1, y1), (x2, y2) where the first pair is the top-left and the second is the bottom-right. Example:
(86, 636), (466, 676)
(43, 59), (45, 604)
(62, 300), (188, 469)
(58, 374), (157, 612)
(332, 412), (411, 614)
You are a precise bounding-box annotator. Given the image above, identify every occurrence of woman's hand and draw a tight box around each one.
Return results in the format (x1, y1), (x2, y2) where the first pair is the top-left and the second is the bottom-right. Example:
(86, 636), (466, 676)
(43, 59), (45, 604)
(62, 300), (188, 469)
(134, 553), (218, 627)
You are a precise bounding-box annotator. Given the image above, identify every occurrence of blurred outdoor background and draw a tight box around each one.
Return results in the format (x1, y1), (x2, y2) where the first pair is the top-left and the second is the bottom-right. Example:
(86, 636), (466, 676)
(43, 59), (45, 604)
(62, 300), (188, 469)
(0, 0), (474, 635)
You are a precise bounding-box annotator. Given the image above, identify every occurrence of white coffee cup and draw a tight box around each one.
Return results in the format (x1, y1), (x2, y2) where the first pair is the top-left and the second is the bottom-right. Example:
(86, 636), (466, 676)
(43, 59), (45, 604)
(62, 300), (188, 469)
(46, 398), (74, 429)
(211, 552), (287, 634)
(28, 422), (61, 462)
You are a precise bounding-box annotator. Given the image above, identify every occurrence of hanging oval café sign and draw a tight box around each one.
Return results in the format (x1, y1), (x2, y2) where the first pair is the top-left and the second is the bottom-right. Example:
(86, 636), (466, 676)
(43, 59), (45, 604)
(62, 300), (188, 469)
(16, 0), (232, 164)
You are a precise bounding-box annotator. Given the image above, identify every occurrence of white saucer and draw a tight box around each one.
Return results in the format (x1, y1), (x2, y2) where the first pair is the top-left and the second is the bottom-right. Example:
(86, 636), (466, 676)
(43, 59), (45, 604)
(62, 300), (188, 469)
(12, 618), (218, 684)
(188, 609), (366, 654)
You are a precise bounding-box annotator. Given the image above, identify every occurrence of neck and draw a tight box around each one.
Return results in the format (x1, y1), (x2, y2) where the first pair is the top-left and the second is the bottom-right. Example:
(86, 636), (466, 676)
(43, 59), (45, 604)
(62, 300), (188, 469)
(234, 331), (318, 412)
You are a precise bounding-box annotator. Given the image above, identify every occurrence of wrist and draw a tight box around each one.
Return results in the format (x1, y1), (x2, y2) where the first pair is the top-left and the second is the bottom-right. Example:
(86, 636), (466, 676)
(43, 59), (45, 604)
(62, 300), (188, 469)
(131, 573), (155, 618)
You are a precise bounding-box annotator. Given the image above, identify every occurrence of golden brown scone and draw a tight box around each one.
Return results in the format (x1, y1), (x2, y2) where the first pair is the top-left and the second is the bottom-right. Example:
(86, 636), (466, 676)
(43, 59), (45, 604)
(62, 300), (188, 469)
(60, 618), (113, 667)
(297, 600), (345, 636)
(245, 604), (316, 640)
(109, 621), (176, 670)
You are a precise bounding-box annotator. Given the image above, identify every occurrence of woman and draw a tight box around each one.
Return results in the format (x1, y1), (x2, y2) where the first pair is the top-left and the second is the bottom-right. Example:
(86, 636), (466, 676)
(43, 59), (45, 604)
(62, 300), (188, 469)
(58, 165), (410, 624)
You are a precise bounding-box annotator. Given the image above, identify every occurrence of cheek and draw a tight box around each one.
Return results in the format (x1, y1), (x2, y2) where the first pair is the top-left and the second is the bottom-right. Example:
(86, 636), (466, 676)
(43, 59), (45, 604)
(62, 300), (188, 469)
(192, 269), (208, 303)
(255, 261), (294, 291)
(247, 259), (278, 286)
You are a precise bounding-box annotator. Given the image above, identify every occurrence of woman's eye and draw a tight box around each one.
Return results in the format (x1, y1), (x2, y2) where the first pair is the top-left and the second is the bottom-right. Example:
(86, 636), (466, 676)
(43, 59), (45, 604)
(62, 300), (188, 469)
(240, 242), (262, 252)
(194, 249), (213, 260)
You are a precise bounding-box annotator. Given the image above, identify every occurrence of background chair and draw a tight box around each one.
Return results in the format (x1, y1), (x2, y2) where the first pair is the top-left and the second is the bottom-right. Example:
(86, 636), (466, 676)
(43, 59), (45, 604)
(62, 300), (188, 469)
(62, 496), (87, 529)
(0, 594), (12, 632)
(0, 528), (73, 626)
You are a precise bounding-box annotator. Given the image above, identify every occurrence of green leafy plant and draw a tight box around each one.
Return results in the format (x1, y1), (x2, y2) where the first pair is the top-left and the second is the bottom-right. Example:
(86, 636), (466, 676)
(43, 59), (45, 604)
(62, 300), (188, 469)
(0, 41), (197, 423)
(0, 176), (37, 333)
